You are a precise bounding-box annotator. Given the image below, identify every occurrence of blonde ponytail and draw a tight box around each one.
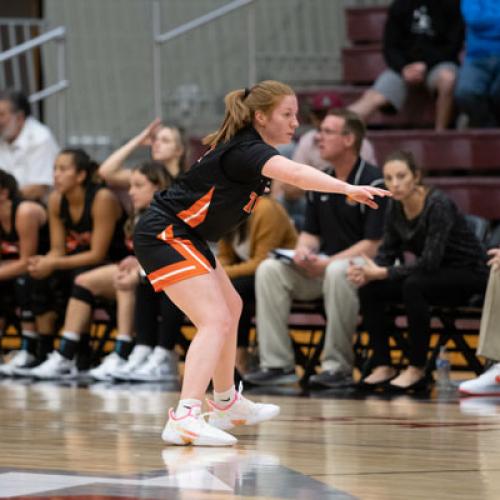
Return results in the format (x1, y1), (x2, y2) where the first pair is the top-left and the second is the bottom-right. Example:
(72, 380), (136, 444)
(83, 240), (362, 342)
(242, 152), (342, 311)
(203, 80), (295, 147)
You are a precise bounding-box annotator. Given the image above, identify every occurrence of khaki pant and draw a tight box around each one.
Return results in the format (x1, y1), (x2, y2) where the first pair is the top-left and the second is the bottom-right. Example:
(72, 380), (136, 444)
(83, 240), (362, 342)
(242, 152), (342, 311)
(255, 257), (363, 374)
(477, 268), (500, 361)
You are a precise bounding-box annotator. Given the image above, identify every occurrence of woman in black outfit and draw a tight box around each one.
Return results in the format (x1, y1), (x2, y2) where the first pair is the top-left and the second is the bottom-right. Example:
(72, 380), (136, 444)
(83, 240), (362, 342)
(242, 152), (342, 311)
(348, 150), (488, 392)
(0, 170), (49, 375)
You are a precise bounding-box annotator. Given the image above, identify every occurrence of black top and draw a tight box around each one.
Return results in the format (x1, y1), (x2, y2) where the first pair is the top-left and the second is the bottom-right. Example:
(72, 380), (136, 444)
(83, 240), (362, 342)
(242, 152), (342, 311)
(151, 126), (279, 242)
(0, 197), (49, 260)
(375, 188), (488, 280)
(383, 0), (464, 72)
(303, 159), (387, 255)
(60, 183), (128, 260)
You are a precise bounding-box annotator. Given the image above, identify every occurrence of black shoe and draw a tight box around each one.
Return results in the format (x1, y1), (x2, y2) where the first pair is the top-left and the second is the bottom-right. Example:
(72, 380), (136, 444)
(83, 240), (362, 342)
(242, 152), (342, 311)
(357, 373), (398, 392)
(243, 367), (298, 386)
(308, 370), (354, 389)
(386, 374), (434, 394)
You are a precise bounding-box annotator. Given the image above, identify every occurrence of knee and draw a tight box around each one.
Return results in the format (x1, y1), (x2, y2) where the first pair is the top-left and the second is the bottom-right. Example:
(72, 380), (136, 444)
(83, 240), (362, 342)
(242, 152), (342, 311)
(436, 69), (456, 93)
(401, 275), (424, 300)
(74, 272), (95, 293)
(200, 308), (234, 340)
(256, 258), (285, 289)
(324, 260), (348, 286)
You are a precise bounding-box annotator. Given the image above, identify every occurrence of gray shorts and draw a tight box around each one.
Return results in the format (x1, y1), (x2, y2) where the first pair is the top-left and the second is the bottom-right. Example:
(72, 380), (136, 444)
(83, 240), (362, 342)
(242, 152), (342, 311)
(373, 62), (458, 111)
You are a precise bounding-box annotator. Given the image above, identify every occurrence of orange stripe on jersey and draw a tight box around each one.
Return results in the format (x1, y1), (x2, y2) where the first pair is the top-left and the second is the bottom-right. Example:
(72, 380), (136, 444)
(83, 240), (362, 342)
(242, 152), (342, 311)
(149, 224), (212, 290)
(176, 186), (215, 228)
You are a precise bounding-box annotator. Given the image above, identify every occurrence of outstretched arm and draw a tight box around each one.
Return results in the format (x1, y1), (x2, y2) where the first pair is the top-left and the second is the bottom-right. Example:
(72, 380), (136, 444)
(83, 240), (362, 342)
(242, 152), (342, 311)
(262, 155), (391, 209)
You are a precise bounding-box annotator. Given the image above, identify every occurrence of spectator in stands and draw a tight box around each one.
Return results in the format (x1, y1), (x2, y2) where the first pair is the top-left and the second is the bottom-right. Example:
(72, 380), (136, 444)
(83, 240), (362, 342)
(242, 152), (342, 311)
(0, 170), (49, 374)
(349, 150), (488, 392)
(18, 149), (128, 378)
(293, 92), (377, 169)
(98, 119), (186, 187)
(92, 163), (181, 383)
(218, 195), (297, 374)
(0, 90), (59, 201)
(93, 121), (187, 382)
(244, 109), (386, 388)
(24, 162), (172, 382)
(459, 242), (500, 395)
(274, 94), (377, 230)
(348, 0), (464, 131)
(454, 0), (500, 128)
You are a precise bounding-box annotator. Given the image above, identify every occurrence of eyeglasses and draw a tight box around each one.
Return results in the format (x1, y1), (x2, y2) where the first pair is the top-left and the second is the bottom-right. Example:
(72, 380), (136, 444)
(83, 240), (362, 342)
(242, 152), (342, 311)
(318, 127), (349, 136)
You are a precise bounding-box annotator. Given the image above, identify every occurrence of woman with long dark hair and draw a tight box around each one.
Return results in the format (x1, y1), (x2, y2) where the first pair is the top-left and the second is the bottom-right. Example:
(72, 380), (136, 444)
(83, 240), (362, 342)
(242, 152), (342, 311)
(348, 150), (488, 392)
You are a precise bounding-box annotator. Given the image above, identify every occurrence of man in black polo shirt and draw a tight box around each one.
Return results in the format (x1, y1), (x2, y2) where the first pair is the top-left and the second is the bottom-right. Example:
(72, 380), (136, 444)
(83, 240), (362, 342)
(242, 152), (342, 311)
(245, 109), (387, 388)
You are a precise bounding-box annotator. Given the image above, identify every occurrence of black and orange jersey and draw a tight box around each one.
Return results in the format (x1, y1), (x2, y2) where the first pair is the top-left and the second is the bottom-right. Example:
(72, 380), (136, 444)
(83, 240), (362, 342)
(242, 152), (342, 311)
(0, 197), (49, 260)
(60, 183), (128, 260)
(151, 126), (279, 242)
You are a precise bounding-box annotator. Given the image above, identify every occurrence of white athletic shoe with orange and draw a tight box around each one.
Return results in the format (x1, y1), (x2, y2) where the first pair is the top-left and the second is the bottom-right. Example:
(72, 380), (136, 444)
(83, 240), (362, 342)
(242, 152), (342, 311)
(161, 405), (237, 446)
(207, 382), (280, 431)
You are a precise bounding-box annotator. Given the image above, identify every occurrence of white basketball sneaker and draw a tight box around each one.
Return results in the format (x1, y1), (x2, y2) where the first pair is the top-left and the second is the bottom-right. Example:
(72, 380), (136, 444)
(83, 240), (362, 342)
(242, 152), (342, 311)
(207, 382), (280, 431)
(30, 351), (78, 380)
(89, 352), (127, 381)
(161, 405), (237, 446)
(112, 345), (152, 381)
(0, 350), (36, 377)
(128, 347), (178, 382)
(459, 363), (500, 396)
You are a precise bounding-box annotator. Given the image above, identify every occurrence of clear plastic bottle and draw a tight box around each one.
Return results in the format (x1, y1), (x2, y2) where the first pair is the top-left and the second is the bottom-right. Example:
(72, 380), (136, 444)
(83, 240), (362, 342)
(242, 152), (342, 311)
(435, 345), (454, 391)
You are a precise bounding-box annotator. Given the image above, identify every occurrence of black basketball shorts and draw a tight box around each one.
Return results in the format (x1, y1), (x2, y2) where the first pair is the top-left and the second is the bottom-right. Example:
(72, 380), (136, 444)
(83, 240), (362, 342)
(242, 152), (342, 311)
(133, 207), (216, 292)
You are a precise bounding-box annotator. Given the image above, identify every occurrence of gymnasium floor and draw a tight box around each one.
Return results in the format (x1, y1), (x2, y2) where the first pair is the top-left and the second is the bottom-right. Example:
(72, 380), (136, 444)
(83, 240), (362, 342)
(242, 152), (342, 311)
(1, 378), (499, 500)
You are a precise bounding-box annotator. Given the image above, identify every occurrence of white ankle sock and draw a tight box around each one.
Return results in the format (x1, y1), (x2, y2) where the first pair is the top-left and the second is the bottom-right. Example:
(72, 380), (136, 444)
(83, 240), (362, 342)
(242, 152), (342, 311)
(175, 399), (202, 418)
(214, 385), (236, 405)
(61, 331), (80, 342)
(116, 333), (133, 342)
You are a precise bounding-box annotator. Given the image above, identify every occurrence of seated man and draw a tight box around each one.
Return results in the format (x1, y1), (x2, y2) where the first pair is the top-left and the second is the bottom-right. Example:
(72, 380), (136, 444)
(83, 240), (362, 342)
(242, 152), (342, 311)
(348, 0), (464, 131)
(0, 90), (59, 201)
(459, 244), (500, 395)
(274, 92), (377, 231)
(245, 109), (387, 388)
(455, 0), (500, 128)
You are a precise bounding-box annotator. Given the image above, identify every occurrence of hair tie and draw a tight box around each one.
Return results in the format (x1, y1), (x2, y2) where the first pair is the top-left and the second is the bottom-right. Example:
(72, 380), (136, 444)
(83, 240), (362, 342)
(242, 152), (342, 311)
(243, 87), (251, 99)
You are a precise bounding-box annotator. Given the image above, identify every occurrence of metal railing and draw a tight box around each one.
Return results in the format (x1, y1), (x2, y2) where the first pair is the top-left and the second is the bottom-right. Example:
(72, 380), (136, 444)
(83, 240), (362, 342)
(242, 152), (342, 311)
(152, 0), (256, 117)
(0, 24), (68, 144)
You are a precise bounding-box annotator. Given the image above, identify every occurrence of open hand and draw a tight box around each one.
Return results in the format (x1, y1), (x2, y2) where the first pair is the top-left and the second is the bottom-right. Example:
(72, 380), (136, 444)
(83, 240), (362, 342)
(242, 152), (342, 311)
(345, 185), (391, 210)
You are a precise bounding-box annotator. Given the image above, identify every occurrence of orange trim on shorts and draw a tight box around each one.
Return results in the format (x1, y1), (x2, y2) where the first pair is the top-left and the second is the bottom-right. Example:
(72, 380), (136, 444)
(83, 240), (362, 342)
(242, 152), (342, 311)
(148, 224), (212, 291)
(176, 187), (215, 228)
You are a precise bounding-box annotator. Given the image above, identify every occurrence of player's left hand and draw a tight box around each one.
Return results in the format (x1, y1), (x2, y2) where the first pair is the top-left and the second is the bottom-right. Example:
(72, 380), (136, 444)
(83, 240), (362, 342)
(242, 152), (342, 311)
(345, 185), (391, 209)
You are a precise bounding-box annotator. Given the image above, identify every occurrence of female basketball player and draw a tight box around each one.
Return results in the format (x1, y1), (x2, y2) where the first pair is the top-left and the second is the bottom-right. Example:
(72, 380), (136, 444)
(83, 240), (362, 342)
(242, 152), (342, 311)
(133, 80), (390, 446)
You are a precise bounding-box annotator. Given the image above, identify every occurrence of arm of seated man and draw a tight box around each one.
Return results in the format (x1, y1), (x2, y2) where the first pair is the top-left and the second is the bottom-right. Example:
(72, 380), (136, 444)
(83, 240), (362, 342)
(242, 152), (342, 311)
(293, 234), (381, 279)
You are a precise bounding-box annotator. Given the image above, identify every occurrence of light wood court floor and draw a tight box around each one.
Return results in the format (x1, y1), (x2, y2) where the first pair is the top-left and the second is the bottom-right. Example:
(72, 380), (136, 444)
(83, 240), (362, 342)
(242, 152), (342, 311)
(1, 379), (500, 499)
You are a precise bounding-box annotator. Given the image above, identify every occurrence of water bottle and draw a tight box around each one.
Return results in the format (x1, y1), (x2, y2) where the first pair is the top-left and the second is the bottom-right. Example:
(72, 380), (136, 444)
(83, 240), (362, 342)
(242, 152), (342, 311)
(435, 345), (454, 391)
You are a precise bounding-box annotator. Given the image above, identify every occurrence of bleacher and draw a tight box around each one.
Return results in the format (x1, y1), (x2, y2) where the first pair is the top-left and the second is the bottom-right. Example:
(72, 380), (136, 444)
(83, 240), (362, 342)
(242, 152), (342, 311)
(292, 4), (500, 379)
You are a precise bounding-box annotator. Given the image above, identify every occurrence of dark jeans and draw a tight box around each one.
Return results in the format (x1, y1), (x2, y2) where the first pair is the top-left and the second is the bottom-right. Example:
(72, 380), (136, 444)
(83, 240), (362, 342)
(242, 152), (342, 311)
(455, 56), (500, 127)
(232, 275), (256, 348)
(134, 281), (184, 350)
(358, 268), (488, 368)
